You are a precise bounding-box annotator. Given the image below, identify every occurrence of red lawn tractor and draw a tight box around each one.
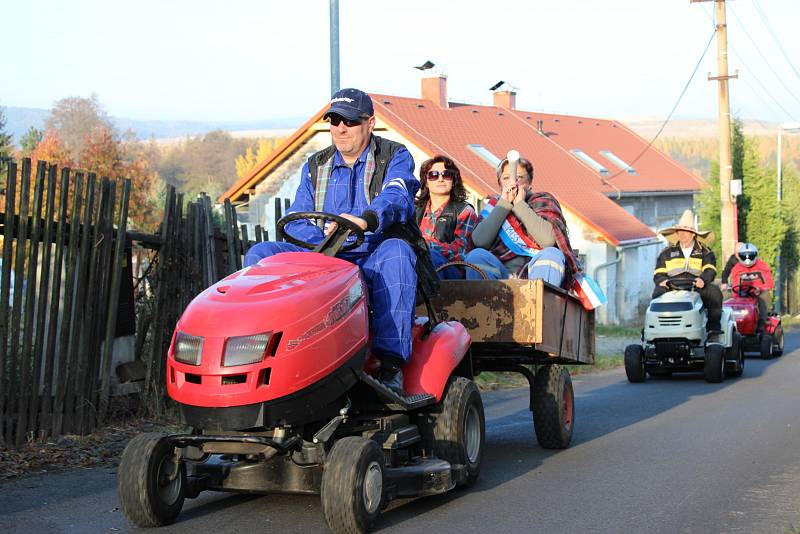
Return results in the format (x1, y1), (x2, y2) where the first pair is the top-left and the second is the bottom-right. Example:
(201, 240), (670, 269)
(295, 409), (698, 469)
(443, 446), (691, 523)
(723, 284), (784, 359)
(117, 212), (485, 534)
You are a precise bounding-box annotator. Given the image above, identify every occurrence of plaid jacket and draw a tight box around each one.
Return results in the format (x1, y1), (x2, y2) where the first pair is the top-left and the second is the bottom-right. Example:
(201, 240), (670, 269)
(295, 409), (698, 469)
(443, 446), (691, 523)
(417, 200), (478, 262)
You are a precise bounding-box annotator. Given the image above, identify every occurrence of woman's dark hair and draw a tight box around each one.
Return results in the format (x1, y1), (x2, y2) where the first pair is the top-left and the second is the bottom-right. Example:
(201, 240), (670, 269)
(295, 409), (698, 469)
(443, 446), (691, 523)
(496, 157), (534, 186)
(416, 155), (468, 208)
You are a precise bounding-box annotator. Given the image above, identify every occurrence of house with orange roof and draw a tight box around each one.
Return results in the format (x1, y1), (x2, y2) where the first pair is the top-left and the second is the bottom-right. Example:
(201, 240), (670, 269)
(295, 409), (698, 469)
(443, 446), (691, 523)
(221, 75), (706, 325)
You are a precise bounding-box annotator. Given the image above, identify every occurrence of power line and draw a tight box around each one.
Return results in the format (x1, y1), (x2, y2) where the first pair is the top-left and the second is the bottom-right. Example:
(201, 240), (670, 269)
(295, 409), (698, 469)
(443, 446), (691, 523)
(752, 0), (800, 85)
(700, 4), (797, 122)
(606, 30), (716, 181)
(728, 4), (800, 109)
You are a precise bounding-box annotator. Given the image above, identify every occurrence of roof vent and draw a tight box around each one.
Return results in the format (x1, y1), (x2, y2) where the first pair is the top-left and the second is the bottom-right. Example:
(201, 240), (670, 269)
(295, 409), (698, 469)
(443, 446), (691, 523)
(577, 120), (583, 124)
(497, 111), (504, 116)
(416, 103), (425, 108)
(471, 109), (479, 114)
(537, 119), (544, 135)
(383, 99), (391, 104)
(554, 118), (560, 123)
(526, 115), (532, 120)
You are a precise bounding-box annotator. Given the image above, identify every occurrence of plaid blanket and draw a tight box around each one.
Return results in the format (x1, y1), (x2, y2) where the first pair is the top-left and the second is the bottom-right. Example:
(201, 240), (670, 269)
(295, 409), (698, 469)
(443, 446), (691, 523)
(486, 191), (581, 282)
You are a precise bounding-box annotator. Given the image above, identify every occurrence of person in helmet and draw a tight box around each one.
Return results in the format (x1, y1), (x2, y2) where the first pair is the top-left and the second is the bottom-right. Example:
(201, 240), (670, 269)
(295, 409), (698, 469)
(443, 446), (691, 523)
(720, 241), (744, 292)
(653, 209), (723, 342)
(728, 243), (774, 329)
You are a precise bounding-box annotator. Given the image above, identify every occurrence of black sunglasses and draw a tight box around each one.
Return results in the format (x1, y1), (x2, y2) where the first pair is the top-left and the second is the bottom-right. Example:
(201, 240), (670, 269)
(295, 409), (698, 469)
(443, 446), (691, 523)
(426, 170), (456, 181)
(328, 115), (364, 127)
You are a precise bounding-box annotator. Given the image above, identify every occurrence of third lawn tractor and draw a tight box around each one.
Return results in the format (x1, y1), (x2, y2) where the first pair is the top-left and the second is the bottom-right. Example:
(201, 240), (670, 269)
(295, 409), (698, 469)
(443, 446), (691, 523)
(723, 284), (784, 359)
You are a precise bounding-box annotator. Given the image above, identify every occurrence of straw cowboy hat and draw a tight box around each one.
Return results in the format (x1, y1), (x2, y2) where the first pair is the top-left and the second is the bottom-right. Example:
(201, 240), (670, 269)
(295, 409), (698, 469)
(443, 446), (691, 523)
(658, 209), (715, 245)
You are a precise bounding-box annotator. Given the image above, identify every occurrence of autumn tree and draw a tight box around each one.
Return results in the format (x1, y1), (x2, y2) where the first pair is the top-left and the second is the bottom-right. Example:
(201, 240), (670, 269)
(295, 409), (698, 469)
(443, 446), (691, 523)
(19, 127), (43, 156)
(0, 108), (13, 177)
(235, 137), (285, 180)
(45, 94), (113, 162)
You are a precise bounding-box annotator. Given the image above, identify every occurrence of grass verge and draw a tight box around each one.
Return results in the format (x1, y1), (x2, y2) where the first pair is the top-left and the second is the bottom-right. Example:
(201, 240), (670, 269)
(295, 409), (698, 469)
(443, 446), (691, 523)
(475, 353), (623, 391)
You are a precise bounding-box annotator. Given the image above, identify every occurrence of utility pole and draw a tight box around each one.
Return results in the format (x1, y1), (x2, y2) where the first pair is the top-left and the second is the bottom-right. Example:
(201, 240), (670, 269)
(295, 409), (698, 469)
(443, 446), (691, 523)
(329, 0), (340, 96)
(692, 0), (738, 261)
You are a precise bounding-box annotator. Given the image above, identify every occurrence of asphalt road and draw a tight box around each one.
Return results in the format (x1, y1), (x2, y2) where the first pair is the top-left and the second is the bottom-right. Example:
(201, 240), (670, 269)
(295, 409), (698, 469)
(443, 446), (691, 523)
(2, 329), (800, 534)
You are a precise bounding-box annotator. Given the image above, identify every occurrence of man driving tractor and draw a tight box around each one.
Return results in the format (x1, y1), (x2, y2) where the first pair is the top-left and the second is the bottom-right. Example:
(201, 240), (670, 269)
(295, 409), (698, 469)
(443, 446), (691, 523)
(727, 242), (774, 329)
(243, 88), (420, 396)
(653, 209), (723, 342)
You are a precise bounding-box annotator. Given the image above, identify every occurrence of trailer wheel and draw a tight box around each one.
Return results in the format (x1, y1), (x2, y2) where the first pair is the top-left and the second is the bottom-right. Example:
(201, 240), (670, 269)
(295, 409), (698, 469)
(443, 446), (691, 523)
(773, 326), (784, 357)
(704, 344), (725, 383)
(117, 433), (185, 527)
(532, 365), (574, 449)
(321, 437), (385, 534)
(727, 332), (745, 378)
(426, 377), (485, 487)
(624, 345), (646, 383)
(760, 334), (773, 360)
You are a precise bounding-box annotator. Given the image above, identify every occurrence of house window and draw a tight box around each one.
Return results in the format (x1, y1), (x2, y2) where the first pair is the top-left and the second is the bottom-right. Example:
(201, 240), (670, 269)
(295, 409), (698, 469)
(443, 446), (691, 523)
(570, 149), (609, 176)
(467, 144), (501, 167)
(600, 150), (637, 175)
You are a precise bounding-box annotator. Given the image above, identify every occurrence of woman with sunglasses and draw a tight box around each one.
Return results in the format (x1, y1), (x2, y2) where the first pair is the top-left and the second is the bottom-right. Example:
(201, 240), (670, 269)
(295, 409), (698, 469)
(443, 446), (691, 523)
(415, 156), (478, 279)
(464, 154), (580, 286)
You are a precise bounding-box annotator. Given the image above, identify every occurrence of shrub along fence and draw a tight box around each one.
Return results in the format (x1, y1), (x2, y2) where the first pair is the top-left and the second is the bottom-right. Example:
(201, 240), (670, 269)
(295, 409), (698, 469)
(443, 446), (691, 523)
(0, 158), (285, 446)
(137, 186), (276, 415)
(0, 159), (130, 446)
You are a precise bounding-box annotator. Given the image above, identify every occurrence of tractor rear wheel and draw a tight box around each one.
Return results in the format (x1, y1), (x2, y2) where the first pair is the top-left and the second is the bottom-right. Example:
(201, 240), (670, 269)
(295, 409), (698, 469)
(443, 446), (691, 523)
(321, 437), (385, 534)
(117, 433), (185, 528)
(704, 344), (725, 383)
(533, 365), (574, 449)
(773, 327), (784, 357)
(428, 376), (485, 488)
(760, 334), (773, 360)
(624, 345), (646, 383)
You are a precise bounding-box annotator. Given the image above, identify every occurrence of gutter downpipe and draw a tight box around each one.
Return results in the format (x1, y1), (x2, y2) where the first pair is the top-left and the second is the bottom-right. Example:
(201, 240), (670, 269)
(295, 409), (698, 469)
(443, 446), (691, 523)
(593, 238), (662, 324)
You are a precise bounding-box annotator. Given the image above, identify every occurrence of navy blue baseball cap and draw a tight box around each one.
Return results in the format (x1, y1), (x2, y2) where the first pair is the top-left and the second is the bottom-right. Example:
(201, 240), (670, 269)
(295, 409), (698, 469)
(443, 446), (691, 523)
(324, 88), (374, 121)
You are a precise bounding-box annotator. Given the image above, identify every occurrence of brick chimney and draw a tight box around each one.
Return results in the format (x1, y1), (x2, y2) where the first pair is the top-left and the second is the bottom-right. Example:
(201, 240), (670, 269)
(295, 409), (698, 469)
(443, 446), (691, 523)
(421, 75), (448, 109)
(493, 90), (516, 110)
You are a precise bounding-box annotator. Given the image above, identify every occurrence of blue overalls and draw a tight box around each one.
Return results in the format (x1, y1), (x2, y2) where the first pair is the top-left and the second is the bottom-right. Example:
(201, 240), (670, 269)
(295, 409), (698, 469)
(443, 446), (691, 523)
(244, 145), (419, 363)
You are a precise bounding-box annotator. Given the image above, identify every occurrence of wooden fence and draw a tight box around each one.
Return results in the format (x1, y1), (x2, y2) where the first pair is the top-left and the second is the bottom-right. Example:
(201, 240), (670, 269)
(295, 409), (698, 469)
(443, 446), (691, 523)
(137, 186), (273, 414)
(0, 159), (130, 446)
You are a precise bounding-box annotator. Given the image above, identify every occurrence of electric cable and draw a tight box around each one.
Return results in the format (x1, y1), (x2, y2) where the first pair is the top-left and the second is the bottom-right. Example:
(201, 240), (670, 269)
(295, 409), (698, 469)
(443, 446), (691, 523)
(606, 30), (716, 181)
(752, 0), (800, 85)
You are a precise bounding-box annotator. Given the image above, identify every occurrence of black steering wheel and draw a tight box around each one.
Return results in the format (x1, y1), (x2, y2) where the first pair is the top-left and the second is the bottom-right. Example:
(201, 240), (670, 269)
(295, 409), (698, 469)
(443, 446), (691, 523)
(731, 284), (760, 298)
(277, 211), (365, 254)
(666, 279), (696, 291)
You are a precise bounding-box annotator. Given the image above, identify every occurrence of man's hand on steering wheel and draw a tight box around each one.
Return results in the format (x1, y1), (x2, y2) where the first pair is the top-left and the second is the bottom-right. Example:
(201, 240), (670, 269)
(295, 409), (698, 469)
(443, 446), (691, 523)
(326, 213), (368, 236)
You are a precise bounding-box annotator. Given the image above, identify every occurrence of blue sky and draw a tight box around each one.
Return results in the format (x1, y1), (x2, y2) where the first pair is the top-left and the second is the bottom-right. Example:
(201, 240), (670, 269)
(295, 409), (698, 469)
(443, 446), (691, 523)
(2, 0), (800, 124)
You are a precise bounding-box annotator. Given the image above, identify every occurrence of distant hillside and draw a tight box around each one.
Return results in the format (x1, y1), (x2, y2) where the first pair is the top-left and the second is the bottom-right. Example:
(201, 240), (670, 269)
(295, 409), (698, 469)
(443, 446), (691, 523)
(623, 118), (779, 139)
(0, 106), (303, 145)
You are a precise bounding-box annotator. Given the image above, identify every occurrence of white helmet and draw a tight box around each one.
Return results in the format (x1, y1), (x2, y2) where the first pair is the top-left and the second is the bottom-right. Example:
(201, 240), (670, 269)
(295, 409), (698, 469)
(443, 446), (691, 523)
(737, 243), (758, 267)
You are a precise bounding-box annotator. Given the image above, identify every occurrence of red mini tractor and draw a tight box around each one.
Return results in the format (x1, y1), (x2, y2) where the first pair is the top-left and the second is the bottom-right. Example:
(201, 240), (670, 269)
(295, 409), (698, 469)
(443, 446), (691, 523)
(723, 284), (784, 359)
(117, 212), (485, 534)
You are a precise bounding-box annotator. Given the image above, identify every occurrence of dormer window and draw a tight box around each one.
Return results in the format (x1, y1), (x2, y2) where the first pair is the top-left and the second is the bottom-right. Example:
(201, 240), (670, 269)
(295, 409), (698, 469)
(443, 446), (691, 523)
(571, 149), (609, 176)
(467, 144), (501, 167)
(600, 150), (637, 175)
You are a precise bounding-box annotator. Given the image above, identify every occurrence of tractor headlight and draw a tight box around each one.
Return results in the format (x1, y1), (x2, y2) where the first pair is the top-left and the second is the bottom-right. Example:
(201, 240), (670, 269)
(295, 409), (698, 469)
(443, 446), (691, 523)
(174, 332), (203, 366)
(223, 333), (271, 367)
(731, 309), (748, 319)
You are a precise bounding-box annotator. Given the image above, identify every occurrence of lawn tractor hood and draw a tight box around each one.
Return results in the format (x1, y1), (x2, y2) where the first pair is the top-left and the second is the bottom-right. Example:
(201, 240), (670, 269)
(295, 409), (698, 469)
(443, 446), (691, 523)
(166, 252), (369, 412)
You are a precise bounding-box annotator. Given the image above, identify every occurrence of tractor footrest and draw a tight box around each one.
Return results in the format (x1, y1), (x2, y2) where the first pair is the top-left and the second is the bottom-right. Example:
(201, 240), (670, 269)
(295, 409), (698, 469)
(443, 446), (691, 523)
(359, 372), (436, 410)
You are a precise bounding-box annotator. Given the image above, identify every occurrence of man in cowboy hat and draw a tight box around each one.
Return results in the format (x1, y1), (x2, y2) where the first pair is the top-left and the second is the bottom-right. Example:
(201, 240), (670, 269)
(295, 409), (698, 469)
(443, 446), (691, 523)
(653, 209), (723, 342)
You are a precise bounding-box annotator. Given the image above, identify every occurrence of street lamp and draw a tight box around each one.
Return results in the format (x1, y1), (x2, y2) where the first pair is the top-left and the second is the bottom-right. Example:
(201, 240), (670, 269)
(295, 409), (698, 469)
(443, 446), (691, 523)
(775, 122), (800, 314)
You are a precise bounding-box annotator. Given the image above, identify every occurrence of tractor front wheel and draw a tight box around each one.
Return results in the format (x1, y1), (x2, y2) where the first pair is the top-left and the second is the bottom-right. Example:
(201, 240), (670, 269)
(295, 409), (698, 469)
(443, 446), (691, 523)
(117, 433), (186, 528)
(624, 345), (646, 383)
(321, 437), (385, 534)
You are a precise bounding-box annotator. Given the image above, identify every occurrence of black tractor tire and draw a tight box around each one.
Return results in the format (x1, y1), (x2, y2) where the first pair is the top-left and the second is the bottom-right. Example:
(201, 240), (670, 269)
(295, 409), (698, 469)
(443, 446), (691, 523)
(760, 333), (773, 360)
(321, 437), (385, 534)
(727, 332), (745, 378)
(624, 345), (646, 383)
(704, 344), (725, 383)
(773, 327), (784, 357)
(532, 365), (574, 449)
(117, 432), (186, 528)
(427, 376), (485, 488)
